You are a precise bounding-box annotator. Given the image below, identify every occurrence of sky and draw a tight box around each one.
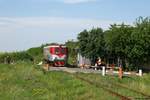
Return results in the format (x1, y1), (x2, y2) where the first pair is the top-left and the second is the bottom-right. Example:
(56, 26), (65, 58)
(0, 0), (150, 52)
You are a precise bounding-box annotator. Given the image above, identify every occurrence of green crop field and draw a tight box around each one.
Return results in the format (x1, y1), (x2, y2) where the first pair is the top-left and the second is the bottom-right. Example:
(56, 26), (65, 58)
(0, 62), (150, 100)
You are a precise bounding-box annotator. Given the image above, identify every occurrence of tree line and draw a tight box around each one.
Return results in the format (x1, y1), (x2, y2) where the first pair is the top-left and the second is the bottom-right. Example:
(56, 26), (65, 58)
(0, 43), (67, 64)
(77, 17), (150, 70)
(0, 17), (150, 70)
(0, 52), (33, 64)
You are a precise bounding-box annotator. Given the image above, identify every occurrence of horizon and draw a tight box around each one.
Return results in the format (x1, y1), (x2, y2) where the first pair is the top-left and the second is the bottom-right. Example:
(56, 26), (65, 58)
(0, 0), (150, 52)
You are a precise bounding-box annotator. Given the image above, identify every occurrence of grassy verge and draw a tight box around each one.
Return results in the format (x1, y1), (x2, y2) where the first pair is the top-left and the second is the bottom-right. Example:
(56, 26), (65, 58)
(0, 62), (150, 100)
(0, 62), (118, 100)
(76, 73), (150, 98)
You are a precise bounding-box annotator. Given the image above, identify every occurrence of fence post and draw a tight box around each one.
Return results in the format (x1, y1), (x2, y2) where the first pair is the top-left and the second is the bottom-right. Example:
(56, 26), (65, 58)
(102, 66), (105, 76)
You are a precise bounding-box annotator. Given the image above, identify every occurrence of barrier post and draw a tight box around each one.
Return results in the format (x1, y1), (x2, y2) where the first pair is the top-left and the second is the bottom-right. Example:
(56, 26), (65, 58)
(102, 66), (105, 76)
(119, 67), (123, 79)
(139, 69), (142, 76)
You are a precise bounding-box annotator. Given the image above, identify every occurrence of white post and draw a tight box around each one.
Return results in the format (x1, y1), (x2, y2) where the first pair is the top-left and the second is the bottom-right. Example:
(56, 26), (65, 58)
(102, 66), (105, 76)
(139, 69), (142, 76)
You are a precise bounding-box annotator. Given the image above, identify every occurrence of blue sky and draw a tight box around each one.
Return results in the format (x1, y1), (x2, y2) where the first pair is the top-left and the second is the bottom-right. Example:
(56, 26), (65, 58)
(0, 0), (150, 52)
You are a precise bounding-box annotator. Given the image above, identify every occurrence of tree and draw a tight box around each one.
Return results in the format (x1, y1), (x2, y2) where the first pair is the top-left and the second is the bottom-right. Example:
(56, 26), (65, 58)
(77, 17), (150, 70)
(65, 40), (78, 66)
(77, 28), (105, 63)
(128, 17), (150, 66)
(77, 29), (89, 57)
(104, 24), (134, 68)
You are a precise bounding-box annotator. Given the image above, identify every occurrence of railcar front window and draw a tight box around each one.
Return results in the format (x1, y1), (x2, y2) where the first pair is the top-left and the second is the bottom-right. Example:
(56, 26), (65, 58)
(55, 48), (60, 54)
(61, 48), (65, 54)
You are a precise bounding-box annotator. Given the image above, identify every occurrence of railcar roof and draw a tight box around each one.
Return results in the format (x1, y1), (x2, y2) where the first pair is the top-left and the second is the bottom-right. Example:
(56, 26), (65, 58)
(44, 45), (66, 48)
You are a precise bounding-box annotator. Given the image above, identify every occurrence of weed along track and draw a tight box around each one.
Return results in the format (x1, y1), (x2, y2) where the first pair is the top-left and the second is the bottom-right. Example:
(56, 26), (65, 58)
(74, 75), (131, 100)
(110, 82), (150, 98)
(64, 72), (150, 100)
(48, 68), (150, 99)
(96, 76), (150, 99)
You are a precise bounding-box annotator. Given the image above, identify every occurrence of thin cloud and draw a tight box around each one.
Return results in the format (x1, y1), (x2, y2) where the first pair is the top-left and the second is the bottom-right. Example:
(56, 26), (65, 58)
(0, 17), (125, 32)
(0, 17), (130, 51)
(61, 0), (97, 4)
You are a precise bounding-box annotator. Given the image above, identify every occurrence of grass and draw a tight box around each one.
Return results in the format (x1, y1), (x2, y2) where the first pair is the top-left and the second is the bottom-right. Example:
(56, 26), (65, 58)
(76, 73), (150, 98)
(0, 62), (150, 100)
(0, 62), (118, 100)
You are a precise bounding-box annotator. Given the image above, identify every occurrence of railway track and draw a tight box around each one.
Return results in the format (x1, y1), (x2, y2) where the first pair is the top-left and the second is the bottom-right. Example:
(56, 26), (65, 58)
(47, 67), (150, 99)
(65, 72), (150, 100)
(111, 82), (150, 99)
(75, 75), (131, 100)
(90, 75), (150, 99)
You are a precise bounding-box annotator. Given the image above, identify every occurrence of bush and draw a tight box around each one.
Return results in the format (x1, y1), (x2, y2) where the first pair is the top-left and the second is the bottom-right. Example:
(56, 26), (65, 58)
(0, 52), (34, 64)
